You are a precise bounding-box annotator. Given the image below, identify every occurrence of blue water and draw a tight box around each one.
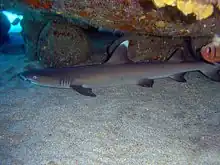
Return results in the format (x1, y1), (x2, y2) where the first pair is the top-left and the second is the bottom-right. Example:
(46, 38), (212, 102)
(2, 11), (23, 33)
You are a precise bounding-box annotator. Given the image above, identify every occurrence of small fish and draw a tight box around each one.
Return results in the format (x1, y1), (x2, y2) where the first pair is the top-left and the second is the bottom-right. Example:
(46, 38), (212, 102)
(200, 34), (220, 64)
(19, 40), (220, 97)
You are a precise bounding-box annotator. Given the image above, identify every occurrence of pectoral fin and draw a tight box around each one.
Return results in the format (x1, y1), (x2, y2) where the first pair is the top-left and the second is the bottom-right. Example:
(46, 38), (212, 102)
(137, 79), (154, 87)
(70, 85), (96, 97)
(169, 73), (186, 82)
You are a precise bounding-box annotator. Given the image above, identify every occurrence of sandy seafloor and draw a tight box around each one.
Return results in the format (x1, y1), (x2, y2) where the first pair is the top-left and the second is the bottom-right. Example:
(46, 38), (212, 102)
(1, 53), (220, 165)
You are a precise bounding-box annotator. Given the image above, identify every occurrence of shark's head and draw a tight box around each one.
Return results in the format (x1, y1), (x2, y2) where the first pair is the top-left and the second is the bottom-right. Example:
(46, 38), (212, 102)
(19, 69), (61, 87)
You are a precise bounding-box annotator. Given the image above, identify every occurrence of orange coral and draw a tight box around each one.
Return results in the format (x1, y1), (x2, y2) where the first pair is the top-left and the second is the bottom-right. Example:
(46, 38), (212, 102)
(79, 11), (90, 17)
(116, 24), (135, 31)
(24, 0), (52, 9)
(79, 8), (94, 18)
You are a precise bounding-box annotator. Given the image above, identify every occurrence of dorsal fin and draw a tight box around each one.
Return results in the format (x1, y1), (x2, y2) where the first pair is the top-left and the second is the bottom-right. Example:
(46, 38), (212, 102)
(167, 48), (185, 63)
(105, 40), (132, 64)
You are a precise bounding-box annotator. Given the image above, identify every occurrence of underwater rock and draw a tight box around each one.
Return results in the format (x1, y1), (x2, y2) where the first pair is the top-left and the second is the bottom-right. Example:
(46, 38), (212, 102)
(2, 0), (220, 37)
(128, 36), (184, 62)
(37, 20), (91, 68)
(1, 0), (216, 66)
(0, 33), (25, 55)
(108, 33), (213, 62)
(21, 18), (48, 60)
(0, 12), (10, 46)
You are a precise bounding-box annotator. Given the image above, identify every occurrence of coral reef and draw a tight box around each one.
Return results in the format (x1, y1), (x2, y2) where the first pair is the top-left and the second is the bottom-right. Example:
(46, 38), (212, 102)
(1, 0), (219, 67)
(21, 19), (48, 61)
(37, 21), (91, 67)
(24, 0), (52, 9)
(153, 0), (214, 20)
(2, 0), (220, 36)
(0, 13), (10, 45)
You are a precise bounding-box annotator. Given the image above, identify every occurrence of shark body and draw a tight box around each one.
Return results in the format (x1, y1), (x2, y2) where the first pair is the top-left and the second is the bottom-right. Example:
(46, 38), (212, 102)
(19, 40), (220, 97)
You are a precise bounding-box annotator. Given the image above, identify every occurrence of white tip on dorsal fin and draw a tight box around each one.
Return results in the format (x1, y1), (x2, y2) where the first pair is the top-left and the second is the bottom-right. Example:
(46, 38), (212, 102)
(123, 40), (129, 48)
(105, 40), (132, 64)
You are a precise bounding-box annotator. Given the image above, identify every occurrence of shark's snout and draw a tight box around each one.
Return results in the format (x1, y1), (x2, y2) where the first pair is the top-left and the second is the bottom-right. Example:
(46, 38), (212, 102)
(18, 72), (36, 83)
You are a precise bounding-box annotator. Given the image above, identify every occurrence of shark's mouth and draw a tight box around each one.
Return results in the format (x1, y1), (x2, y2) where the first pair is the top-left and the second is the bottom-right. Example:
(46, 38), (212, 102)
(18, 73), (38, 85)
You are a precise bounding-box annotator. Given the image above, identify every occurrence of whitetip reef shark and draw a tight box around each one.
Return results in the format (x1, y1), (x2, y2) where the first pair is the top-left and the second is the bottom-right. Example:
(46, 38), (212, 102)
(19, 40), (220, 97)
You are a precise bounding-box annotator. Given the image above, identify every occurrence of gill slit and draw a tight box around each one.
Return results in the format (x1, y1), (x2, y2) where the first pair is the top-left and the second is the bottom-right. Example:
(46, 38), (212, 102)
(59, 76), (73, 87)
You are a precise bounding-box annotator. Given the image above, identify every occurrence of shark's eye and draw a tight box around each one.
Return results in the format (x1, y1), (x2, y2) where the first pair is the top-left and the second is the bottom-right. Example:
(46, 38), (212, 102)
(33, 76), (38, 79)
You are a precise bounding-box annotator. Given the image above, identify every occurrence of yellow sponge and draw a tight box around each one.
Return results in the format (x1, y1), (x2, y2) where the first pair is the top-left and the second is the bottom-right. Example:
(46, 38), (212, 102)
(164, 0), (176, 6)
(153, 0), (166, 8)
(192, 2), (213, 20)
(152, 0), (214, 20)
(177, 0), (193, 15)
